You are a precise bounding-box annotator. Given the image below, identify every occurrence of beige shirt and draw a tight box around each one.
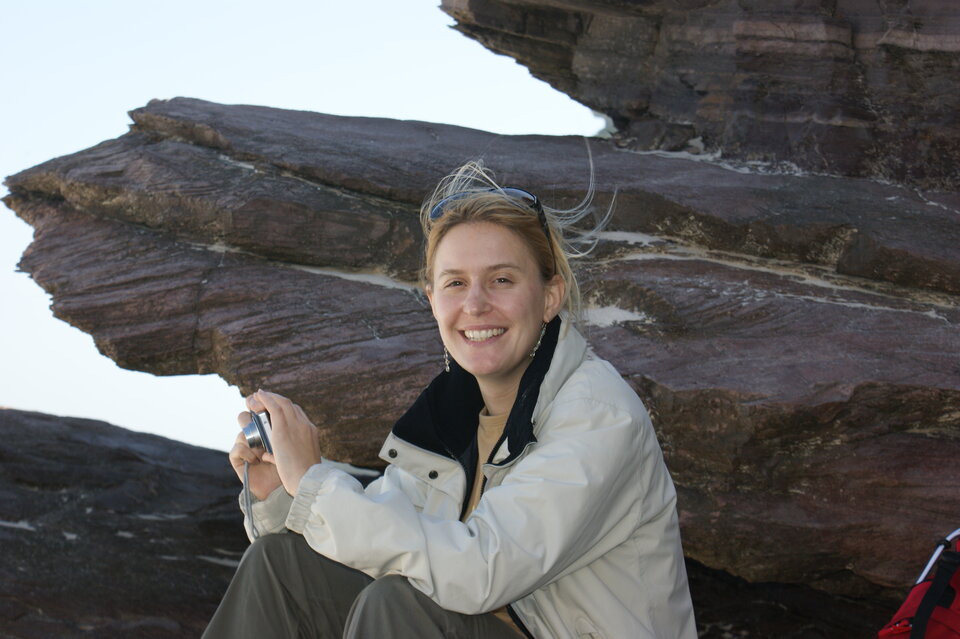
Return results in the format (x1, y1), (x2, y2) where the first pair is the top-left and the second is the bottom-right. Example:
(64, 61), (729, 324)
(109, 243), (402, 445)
(461, 410), (509, 521)
(461, 410), (522, 636)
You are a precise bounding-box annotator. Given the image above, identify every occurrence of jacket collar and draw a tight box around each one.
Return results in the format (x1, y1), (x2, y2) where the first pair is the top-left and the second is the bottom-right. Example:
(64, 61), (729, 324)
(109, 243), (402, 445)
(391, 315), (564, 468)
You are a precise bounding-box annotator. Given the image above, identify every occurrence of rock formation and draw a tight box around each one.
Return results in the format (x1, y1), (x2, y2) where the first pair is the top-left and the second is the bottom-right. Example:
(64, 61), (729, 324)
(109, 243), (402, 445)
(441, 0), (960, 190)
(0, 408), (890, 637)
(5, 98), (958, 615)
(0, 409), (245, 637)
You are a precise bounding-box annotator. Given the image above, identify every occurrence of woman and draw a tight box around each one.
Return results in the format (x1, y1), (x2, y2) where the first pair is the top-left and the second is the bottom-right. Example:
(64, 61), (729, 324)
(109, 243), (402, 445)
(204, 162), (697, 638)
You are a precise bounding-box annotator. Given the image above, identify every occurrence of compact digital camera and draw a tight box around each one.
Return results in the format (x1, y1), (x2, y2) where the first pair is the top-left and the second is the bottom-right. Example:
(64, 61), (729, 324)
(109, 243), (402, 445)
(242, 411), (273, 454)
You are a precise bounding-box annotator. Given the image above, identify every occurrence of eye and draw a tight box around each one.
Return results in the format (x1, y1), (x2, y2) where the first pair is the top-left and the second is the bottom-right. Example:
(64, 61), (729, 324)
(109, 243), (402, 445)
(494, 276), (513, 285)
(444, 279), (465, 288)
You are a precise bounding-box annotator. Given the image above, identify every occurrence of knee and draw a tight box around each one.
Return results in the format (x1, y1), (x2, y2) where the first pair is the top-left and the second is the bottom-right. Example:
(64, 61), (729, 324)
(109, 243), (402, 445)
(353, 574), (417, 612)
(239, 532), (300, 571)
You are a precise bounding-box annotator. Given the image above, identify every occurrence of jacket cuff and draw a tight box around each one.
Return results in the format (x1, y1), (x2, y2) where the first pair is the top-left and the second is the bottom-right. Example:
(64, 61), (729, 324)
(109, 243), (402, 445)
(285, 463), (334, 534)
(238, 484), (294, 537)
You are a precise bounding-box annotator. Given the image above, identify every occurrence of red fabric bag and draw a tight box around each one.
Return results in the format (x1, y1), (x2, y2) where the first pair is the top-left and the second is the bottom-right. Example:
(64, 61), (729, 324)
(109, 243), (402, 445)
(878, 528), (960, 638)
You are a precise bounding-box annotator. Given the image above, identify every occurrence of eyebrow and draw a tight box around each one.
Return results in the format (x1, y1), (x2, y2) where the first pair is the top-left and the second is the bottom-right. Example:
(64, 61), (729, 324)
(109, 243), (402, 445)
(436, 262), (523, 278)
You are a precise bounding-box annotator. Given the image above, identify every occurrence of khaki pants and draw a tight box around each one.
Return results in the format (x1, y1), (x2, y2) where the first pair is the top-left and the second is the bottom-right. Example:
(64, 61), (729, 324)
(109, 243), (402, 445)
(203, 532), (522, 638)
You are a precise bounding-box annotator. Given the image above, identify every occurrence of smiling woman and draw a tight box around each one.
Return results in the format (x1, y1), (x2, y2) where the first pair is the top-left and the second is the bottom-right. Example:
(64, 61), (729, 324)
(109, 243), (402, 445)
(204, 161), (697, 638)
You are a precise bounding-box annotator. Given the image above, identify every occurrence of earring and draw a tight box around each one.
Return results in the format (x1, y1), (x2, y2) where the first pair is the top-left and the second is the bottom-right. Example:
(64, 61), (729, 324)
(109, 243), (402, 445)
(529, 322), (547, 358)
(444, 346), (451, 373)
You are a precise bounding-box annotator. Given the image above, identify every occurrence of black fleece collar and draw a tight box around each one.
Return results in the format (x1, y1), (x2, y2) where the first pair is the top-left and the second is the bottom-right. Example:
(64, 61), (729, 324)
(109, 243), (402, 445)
(391, 316), (563, 469)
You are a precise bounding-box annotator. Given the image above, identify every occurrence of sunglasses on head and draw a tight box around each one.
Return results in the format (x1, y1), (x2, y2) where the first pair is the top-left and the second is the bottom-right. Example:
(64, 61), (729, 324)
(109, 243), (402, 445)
(429, 187), (556, 275)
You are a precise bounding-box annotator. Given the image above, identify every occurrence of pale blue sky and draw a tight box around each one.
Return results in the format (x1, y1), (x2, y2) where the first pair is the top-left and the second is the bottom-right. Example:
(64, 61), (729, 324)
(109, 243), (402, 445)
(1, 1), (602, 451)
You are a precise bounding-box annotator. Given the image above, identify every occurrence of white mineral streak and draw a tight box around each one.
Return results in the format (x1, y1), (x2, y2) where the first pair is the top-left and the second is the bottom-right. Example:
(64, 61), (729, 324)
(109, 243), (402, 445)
(63, 532), (78, 541)
(616, 247), (957, 313)
(135, 513), (188, 521)
(584, 306), (652, 327)
(116, 531), (135, 539)
(0, 519), (37, 531)
(596, 231), (661, 246)
(218, 155), (257, 171)
(289, 265), (419, 292)
(197, 555), (241, 568)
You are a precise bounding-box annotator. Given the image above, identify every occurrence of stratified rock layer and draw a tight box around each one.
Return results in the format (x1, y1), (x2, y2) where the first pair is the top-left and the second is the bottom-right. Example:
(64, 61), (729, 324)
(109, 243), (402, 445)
(0, 409), (892, 638)
(4, 98), (960, 607)
(442, 0), (960, 189)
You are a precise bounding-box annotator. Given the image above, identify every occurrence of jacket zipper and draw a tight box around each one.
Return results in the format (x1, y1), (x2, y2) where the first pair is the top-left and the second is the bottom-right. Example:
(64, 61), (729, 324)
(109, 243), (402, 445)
(507, 603), (535, 638)
(463, 429), (535, 638)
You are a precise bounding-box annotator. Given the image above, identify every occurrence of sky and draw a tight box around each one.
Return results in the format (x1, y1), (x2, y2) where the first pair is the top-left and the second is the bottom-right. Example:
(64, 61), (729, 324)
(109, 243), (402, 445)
(0, 1), (604, 452)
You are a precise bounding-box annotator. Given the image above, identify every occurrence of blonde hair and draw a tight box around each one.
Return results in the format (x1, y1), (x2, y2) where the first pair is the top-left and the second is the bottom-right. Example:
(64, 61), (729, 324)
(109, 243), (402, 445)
(419, 152), (610, 322)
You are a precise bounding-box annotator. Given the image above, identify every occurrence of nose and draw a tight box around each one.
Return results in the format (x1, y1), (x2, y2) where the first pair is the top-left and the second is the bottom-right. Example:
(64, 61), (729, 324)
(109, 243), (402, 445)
(463, 284), (491, 316)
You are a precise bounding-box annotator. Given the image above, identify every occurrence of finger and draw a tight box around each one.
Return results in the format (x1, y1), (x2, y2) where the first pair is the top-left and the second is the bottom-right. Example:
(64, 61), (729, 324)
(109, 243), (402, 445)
(229, 441), (259, 467)
(245, 393), (267, 413)
(231, 430), (265, 462)
(256, 390), (296, 428)
(261, 452), (276, 465)
(236, 411), (253, 428)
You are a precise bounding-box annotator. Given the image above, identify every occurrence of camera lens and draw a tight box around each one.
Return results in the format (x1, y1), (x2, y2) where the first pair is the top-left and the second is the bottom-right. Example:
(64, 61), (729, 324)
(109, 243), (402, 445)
(242, 411), (272, 454)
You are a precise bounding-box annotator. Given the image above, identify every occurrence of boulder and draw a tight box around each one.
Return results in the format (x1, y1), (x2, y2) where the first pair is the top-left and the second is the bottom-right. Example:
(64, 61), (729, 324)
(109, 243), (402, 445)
(4, 98), (958, 607)
(441, 0), (960, 190)
(0, 408), (245, 637)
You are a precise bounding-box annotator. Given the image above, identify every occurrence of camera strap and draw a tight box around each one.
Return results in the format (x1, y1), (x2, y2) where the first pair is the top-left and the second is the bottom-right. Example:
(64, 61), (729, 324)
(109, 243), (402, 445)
(242, 461), (260, 540)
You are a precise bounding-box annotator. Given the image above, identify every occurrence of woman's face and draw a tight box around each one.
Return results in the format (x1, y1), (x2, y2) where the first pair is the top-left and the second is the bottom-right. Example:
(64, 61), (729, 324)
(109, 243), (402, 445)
(427, 221), (564, 398)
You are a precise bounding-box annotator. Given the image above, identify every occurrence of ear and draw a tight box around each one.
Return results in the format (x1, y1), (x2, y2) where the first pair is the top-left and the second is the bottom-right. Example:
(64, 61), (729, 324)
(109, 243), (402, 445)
(542, 274), (565, 322)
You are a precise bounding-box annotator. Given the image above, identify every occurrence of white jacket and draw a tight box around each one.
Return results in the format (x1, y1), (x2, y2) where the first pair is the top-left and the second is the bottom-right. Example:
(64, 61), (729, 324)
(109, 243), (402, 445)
(242, 318), (696, 638)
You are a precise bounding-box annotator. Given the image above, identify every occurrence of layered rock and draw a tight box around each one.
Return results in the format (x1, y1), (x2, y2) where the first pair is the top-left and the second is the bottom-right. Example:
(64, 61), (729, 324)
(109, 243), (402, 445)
(0, 408), (891, 637)
(441, 0), (960, 189)
(5, 98), (959, 608)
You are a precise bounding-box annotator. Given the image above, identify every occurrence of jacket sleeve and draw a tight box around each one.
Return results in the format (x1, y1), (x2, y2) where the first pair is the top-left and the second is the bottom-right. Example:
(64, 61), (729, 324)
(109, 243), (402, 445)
(238, 484), (294, 542)
(284, 392), (668, 614)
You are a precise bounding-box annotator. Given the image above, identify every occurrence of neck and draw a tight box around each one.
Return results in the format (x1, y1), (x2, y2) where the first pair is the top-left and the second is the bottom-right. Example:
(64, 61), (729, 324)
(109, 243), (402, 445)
(479, 386), (517, 418)
(476, 365), (529, 417)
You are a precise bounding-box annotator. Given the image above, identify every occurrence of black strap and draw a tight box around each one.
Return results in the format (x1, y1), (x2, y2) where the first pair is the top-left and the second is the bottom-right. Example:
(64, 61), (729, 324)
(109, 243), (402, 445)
(912, 550), (960, 638)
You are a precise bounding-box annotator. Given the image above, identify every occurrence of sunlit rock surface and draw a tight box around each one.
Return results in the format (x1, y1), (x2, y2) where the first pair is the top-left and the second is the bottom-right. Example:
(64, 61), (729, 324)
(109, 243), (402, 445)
(5, 99), (958, 615)
(442, 0), (960, 190)
(5, 96), (959, 598)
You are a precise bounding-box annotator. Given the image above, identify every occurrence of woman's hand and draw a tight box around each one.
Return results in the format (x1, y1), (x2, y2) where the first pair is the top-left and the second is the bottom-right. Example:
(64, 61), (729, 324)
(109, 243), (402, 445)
(246, 389), (323, 497)
(229, 413), (283, 501)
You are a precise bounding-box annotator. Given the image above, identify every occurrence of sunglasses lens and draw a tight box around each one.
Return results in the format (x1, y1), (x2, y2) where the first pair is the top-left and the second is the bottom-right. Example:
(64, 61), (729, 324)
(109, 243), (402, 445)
(430, 188), (540, 220)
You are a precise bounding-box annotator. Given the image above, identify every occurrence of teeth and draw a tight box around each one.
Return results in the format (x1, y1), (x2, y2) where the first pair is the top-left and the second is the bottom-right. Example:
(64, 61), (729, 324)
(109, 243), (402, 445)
(464, 328), (505, 341)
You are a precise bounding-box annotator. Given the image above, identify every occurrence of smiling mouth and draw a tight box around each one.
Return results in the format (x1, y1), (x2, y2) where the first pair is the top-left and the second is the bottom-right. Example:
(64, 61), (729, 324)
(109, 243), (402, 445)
(463, 328), (506, 342)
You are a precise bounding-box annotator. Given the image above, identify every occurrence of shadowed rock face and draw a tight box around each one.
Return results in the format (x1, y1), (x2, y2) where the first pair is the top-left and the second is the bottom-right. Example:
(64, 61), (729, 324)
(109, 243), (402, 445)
(0, 409), (246, 637)
(441, 0), (960, 190)
(4, 97), (959, 607)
